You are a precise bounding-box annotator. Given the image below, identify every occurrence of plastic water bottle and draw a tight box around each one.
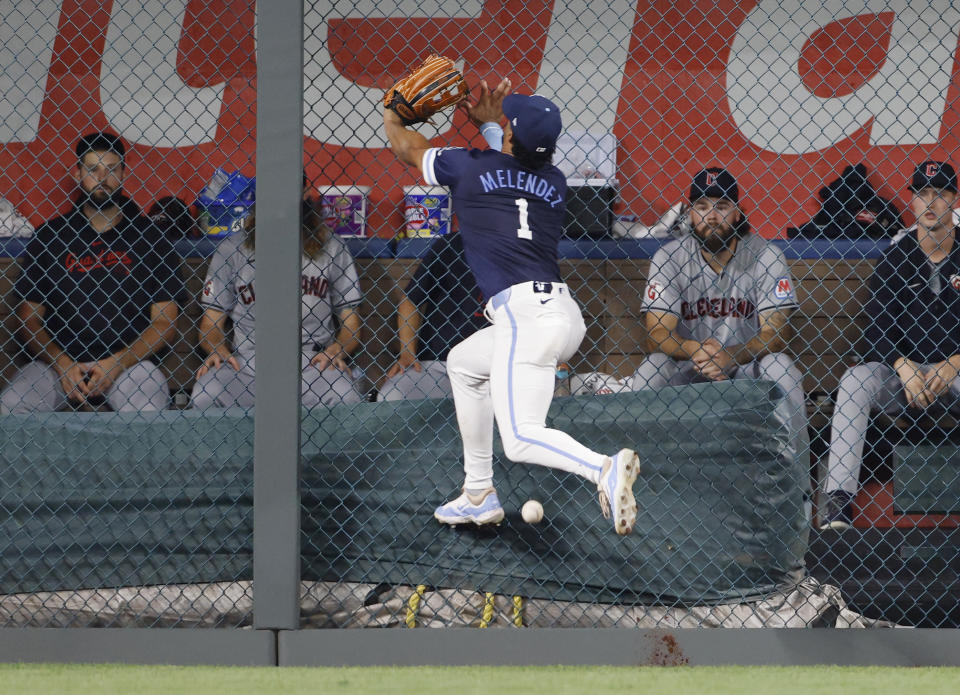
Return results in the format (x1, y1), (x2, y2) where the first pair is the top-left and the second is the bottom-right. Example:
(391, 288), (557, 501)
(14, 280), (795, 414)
(554, 362), (572, 397)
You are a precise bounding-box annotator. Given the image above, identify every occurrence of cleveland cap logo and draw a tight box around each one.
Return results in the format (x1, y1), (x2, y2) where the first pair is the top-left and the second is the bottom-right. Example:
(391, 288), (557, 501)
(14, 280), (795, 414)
(926, 162), (939, 177)
(705, 172), (718, 186)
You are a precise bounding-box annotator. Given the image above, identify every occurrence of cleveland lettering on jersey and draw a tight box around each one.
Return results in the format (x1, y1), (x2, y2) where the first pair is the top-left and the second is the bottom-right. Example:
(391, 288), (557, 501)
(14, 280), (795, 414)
(64, 248), (132, 274)
(478, 168), (563, 207)
(234, 274), (330, 306)
(681, 296), (756, 320)
(302, 275), (329, 299)
(237, 282), (255, 305)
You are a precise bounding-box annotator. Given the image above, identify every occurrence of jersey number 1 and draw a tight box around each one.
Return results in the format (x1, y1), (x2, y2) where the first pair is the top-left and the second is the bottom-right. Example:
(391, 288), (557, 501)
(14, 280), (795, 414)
(515, 198), (532, 240)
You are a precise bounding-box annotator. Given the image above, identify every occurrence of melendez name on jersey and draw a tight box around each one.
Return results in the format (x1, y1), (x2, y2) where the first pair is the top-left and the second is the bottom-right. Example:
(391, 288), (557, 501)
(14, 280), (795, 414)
(422, 147), (565, 299)
(642, 233), (798, 345)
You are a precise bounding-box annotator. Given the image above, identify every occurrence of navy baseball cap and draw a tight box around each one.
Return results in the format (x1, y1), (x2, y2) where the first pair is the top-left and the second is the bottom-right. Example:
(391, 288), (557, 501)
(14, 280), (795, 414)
(76, 132), (126, 160)
(689, 167), (739, 203)
(503, 94), (562, 153)
(910, 161), (957, 192)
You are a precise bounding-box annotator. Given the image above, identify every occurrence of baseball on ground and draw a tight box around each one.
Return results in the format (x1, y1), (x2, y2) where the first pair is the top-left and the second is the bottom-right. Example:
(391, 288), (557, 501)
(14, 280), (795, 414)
(521, 499), (544, 524)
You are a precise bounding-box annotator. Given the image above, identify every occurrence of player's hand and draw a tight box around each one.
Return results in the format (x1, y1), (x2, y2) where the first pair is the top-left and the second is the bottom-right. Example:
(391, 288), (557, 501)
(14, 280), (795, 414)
(85, 356), (124, 396)
(55, 360), (90, 402)
(922, 367), (950, 399)
(462, 78), (511, 126)
(689, 344), (712, 376)
(692, 339), (731, 380)
(197, 351), (240, 379)
(386, 352), (422, 379)
(926, 361), (958, 397)
(903, 373), (932, 408)
(705, 338), (736, 378)
(311, 346), (349, 372)
(898, 360), (932, 407)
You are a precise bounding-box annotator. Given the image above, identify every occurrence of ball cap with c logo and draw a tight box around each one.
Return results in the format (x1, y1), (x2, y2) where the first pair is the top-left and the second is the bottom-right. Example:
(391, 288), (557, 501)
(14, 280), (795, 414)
(689, 167), (739, 203)
(910, 161), (957, 193)
(503, 94), (562, 153)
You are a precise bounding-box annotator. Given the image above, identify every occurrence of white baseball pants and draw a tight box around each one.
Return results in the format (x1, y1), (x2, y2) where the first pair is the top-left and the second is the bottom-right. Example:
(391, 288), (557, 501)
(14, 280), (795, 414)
(446, 281), (608, 490)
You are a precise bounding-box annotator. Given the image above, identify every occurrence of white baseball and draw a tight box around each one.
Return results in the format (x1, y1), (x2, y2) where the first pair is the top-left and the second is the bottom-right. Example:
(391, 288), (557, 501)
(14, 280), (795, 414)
(521, 499), (544, 524)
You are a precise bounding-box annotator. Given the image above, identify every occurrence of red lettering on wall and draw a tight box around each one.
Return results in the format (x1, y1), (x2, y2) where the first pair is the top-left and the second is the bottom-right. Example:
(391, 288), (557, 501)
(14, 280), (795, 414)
(2, 1), (959, 239)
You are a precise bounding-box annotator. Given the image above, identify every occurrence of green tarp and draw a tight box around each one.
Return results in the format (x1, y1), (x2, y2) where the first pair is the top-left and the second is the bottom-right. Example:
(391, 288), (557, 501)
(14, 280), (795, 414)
(1, 380), (809, 605)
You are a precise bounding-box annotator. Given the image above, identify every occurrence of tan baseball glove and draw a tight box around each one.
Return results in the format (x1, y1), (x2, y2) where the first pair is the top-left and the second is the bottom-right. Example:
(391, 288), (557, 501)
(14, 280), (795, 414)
(384, 54), (469, 126)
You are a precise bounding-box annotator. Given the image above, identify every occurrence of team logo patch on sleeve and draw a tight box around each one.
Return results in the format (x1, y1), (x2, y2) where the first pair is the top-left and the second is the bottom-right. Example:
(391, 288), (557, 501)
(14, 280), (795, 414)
(646, 280), (663, 301)
(773, 277), (794, 300)
(203, 279), (214, 297)
(950, 274), (960, 291)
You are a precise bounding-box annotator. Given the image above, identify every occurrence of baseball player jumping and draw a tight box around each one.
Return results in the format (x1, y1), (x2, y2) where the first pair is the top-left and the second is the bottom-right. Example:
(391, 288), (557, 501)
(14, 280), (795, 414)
(384, 79), (640, 535)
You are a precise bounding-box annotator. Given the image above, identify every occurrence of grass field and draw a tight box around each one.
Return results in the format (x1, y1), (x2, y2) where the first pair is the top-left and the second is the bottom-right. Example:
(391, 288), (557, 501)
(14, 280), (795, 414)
(2, 664), (960, 695)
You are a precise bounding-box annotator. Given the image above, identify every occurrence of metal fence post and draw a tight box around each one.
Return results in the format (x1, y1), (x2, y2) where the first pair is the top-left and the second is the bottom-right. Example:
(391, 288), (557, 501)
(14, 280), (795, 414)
(253, 0), (304, 631)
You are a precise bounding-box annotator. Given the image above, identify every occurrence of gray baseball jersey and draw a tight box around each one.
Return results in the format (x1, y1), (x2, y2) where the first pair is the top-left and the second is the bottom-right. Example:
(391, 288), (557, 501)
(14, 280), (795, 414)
(642, 233), (797, 345)
(200, 233), (362, 369)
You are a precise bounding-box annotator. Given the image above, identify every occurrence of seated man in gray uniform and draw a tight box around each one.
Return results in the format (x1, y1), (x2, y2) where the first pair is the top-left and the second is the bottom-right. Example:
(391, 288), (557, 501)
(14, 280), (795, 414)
(191, 202), (364, 409)
(631, 167), (809, 473)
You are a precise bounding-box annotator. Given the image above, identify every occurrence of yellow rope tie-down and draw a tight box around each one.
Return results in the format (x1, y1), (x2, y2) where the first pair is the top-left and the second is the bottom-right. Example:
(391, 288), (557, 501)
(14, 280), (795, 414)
(405, 585), (427, 628)
(477, 592), (524, 628)
(479, 592), (496, 628)
(512, 595), (524, 627)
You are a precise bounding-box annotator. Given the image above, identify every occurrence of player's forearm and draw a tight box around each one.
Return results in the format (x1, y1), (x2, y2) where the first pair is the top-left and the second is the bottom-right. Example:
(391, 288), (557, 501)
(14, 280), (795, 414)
(328, 313), (361, 357)
(384, 109), (429, 168)
(646, 328), (699, 360)
(723, 310), (792, 364)
(112, 322), (175, 370)
(396, 300), (421, 357)
(19, 315), (70, 371)
(931, 355), (960, 383)
(111, 304), (179, 369)
(198, 324), (231, 358)
(726, 329), (789, 365)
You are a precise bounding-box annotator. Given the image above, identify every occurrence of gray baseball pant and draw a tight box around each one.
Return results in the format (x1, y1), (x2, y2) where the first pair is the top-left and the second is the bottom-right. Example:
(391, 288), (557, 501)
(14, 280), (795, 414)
(824, 361), (960, 494)
(190, 353), (363, 410)
(377, 360), (452, 401)
(0, 359), (170, 413)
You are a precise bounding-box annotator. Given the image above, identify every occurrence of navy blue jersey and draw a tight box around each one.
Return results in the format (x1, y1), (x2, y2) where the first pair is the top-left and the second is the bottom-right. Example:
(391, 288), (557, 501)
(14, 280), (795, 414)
(424, 147), (565, 298)
(405, 232), (487, 362)
(861, 230), (960, 365)
(15, 200), (184, 362)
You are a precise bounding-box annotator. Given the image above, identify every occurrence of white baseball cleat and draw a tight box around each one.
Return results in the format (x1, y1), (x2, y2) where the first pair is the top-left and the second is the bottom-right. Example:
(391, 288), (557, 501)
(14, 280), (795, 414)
(597, 449), (639, 535)
(434, 487), (505, 526)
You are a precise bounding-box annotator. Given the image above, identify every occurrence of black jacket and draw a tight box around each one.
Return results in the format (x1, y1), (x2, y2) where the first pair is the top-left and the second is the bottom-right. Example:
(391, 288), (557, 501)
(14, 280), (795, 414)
(862, 230), (960, 365)
(15, 198), (184, 362)
(790, 163), (901, 239)
(405, 232), (487, 362)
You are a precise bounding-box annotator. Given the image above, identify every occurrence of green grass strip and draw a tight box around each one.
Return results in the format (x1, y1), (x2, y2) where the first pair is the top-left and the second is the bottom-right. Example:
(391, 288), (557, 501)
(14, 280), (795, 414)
(2, 664), (960, 695)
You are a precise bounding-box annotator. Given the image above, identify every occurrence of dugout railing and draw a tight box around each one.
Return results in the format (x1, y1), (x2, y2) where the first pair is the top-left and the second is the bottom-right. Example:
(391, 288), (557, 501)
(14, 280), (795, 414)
(2, 1), (960, 666)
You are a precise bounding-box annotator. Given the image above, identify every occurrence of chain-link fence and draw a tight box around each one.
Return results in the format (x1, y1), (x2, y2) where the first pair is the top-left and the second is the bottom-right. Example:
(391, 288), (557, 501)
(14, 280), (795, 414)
(2, 0), (960, 641)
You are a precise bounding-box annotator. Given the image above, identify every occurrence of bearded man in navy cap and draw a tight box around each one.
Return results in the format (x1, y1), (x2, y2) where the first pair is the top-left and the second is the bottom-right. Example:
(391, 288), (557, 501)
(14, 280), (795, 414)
(821, 161), (960, 529)
(631, 166), (810, 506)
